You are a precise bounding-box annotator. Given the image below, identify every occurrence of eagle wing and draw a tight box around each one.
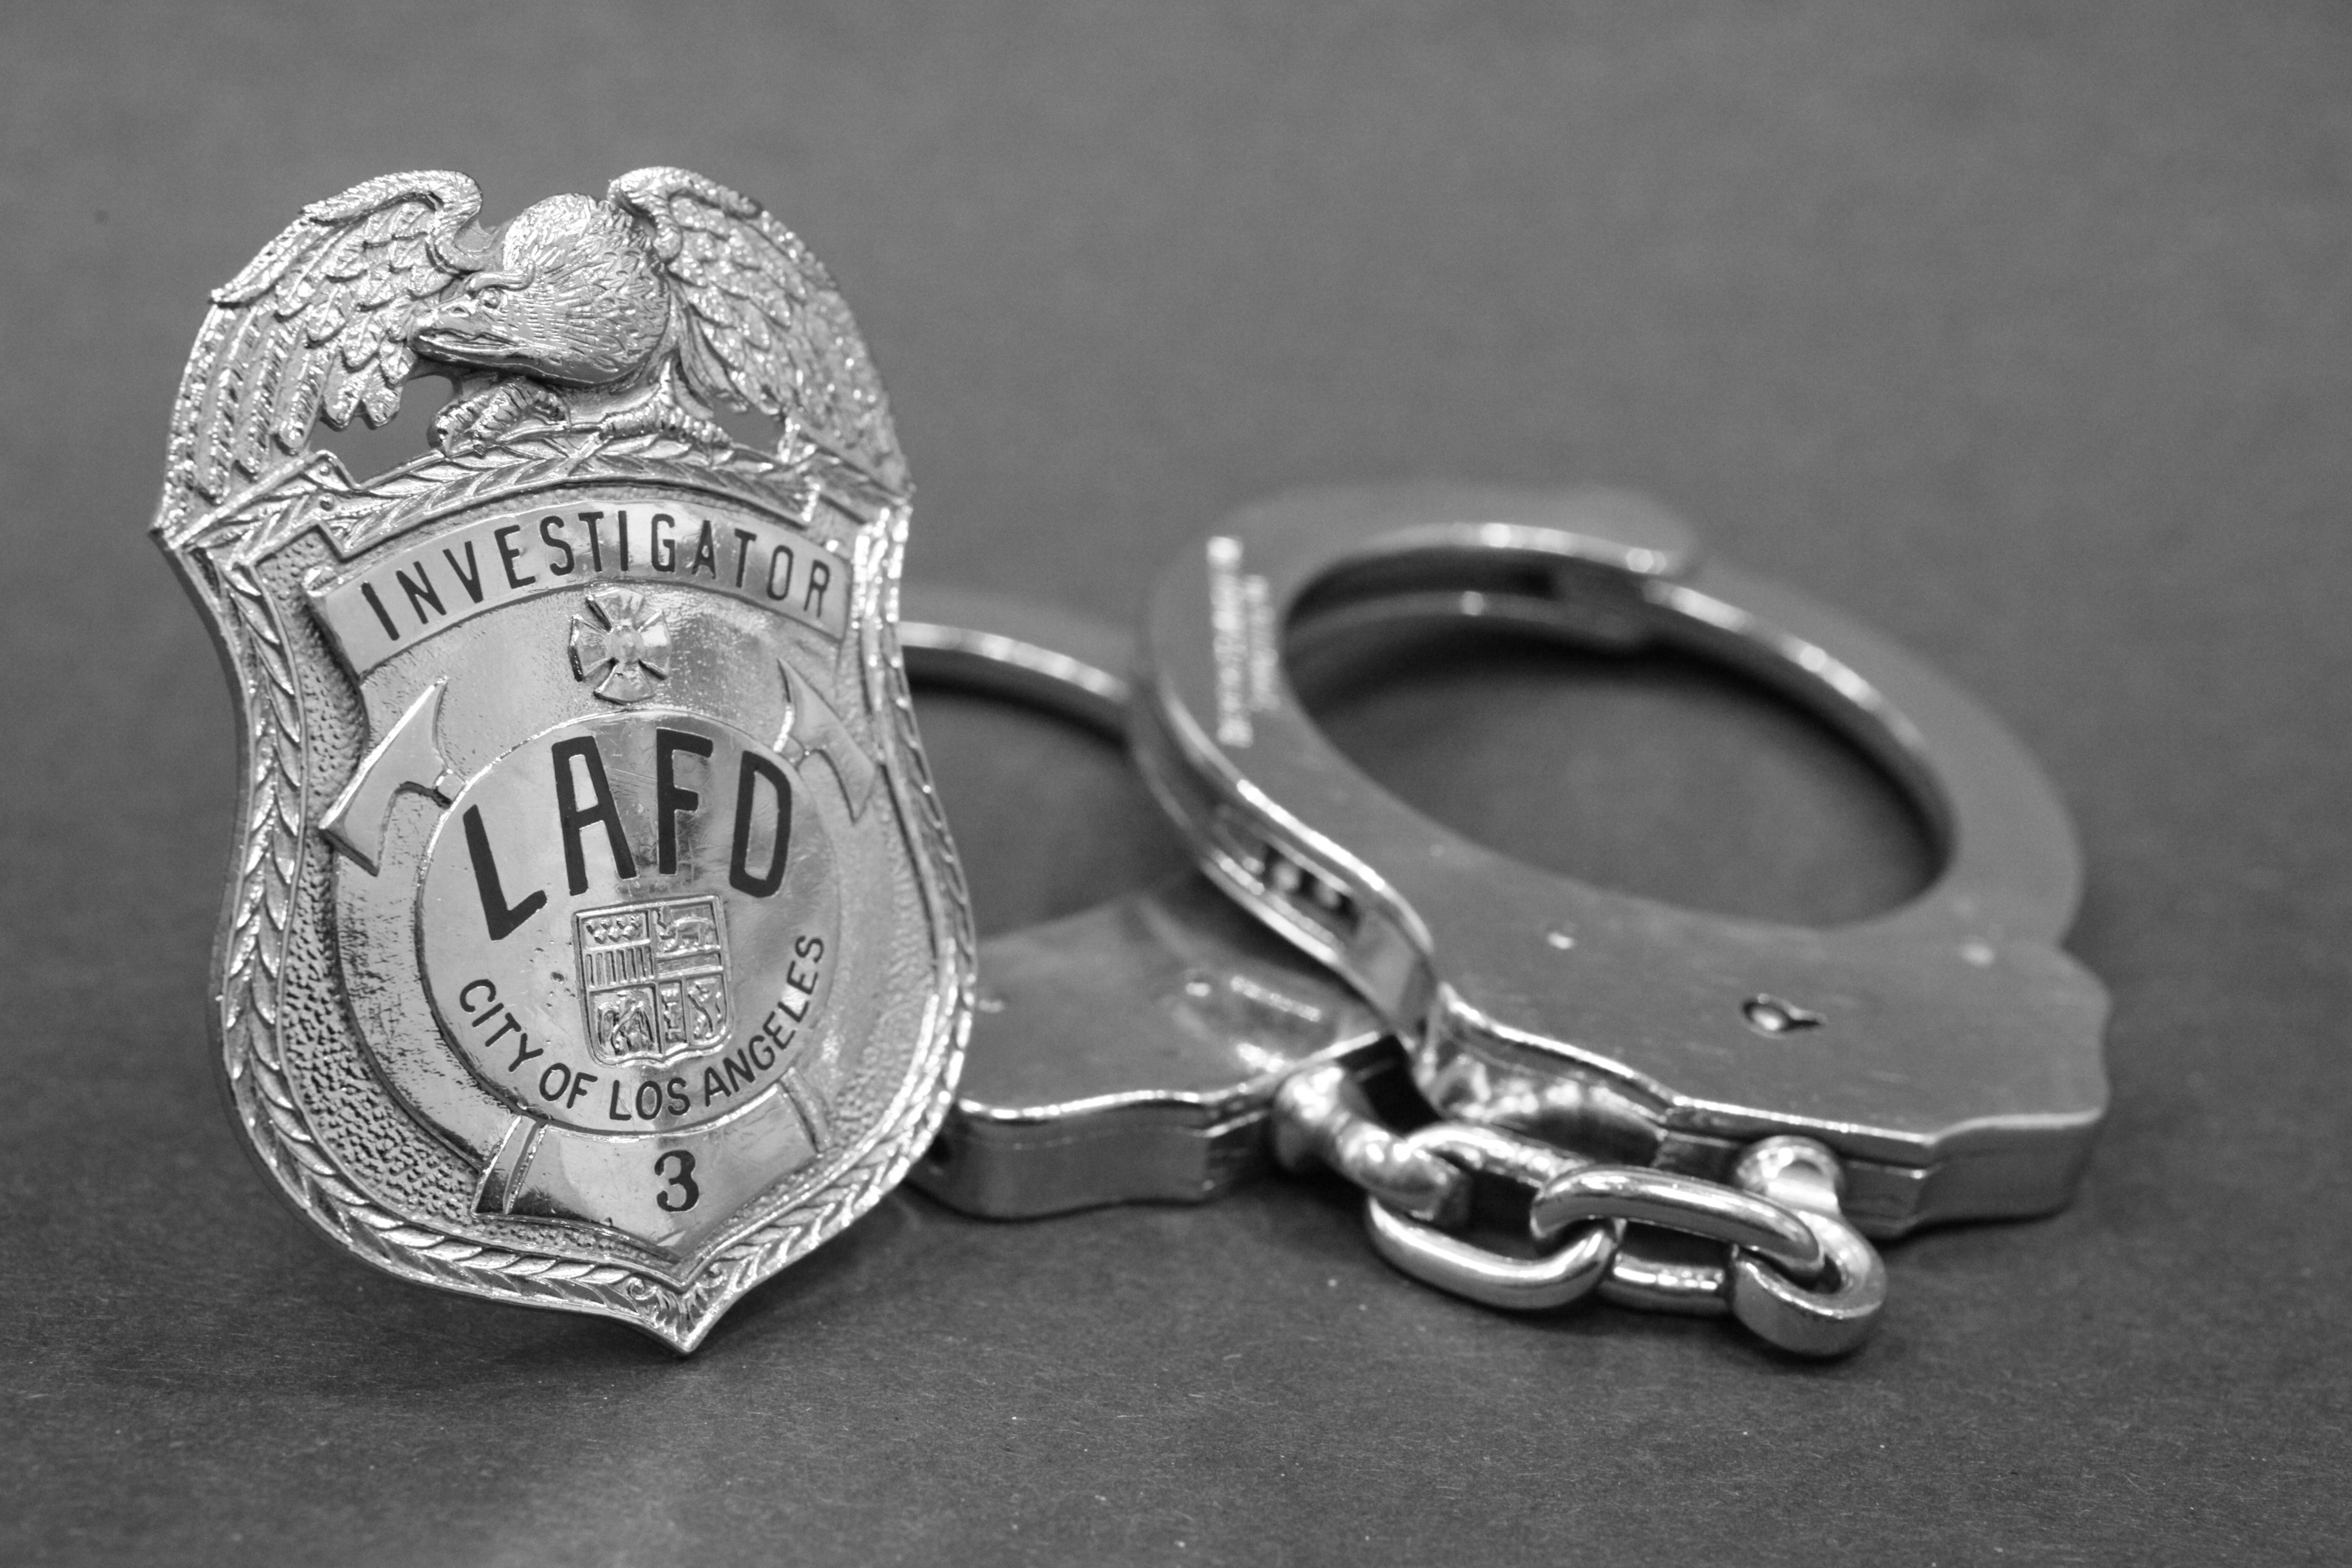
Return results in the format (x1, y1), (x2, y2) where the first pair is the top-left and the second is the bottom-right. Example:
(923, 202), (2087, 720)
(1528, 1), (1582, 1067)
(158, 171), (485, 541)
(152, 175), (489, 1196)
(609, 167), (906, 493)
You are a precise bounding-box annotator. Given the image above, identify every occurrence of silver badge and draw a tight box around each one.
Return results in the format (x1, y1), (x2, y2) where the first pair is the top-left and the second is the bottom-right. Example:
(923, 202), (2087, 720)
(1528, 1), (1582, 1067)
(154, 168), (973, 1349)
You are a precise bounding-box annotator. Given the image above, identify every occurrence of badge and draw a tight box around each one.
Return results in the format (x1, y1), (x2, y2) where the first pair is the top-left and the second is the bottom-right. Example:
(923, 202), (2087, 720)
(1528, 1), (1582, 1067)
(154, 168), (973, 1349)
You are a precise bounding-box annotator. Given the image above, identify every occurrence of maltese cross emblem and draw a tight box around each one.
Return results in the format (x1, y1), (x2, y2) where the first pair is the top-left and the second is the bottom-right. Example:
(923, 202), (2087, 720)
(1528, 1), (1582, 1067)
(571, 585), (672, 702)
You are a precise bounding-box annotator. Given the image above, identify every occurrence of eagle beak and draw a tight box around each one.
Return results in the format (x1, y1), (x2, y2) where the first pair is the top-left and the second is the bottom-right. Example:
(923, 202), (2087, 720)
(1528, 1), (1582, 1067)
(414, 303), (496, 362)
(413, 283), (519, 365)
(412, 304), (472, 352)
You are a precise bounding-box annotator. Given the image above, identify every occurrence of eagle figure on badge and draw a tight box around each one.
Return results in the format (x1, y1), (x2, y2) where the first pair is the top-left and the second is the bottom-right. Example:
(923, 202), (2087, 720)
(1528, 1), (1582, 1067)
(406, 167), (876, 462)
(171, 165), (903, 537)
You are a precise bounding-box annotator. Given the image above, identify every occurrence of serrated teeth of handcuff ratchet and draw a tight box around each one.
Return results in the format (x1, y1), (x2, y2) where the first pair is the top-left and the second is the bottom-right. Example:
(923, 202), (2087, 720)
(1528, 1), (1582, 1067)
(1125, 483), (2112, 1355)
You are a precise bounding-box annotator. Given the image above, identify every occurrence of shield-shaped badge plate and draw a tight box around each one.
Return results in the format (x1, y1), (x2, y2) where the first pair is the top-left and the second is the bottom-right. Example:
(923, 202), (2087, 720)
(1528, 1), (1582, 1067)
(153, 169), (973, 1350)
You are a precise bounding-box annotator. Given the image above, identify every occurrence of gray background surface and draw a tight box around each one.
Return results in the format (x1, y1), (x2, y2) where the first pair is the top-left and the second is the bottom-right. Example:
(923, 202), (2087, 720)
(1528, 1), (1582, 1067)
(3, 3), (2347, 1563)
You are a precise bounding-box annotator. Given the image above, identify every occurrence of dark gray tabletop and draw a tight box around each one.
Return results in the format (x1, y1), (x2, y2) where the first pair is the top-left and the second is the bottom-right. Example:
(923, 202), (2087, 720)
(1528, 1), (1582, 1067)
(3, 3), (2346, 1563)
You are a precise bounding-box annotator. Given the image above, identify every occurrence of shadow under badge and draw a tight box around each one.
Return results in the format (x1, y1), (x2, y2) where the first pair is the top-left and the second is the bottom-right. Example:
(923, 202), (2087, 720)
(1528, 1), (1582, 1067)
(154, 167), (973, 1351)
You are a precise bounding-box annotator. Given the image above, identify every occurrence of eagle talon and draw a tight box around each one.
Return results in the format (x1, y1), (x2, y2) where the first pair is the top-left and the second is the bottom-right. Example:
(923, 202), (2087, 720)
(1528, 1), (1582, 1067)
(429, 393), (488, 456)
(598, 397), (734, 453)
(593, 403), (661, 445)
(680, 412), (733, 451)
(432, 379), (564, 456)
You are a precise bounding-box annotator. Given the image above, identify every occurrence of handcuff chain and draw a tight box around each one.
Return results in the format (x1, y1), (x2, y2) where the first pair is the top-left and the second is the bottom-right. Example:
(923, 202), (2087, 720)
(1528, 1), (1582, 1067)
(1271, 1060), (1889, 1357)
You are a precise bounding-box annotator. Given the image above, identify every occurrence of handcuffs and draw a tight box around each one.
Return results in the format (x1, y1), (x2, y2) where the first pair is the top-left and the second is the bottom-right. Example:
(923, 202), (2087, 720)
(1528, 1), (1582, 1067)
(899, 587), (1385, 1218)
(906, 484), (2108, 1358)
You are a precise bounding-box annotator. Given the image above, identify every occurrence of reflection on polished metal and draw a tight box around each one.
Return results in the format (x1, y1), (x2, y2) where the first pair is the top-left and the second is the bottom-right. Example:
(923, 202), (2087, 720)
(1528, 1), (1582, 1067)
(1272, 1062), (1885, 1354)
(898, 587), (1385, 1218)
(892, 587), (1893, 1356)
(154, 169), (971, 1350)
(1136, 484), (2109, 1241)
(1139, 484), (2109, 1350)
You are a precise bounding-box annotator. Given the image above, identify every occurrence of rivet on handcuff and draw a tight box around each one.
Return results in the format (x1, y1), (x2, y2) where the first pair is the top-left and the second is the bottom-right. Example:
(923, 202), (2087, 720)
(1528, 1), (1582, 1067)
(905, 484), (2108, 1358)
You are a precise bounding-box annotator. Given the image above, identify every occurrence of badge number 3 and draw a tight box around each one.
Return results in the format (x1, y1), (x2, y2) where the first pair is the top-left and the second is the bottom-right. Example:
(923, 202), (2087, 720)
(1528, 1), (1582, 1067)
(654, 1149), (700, 1212)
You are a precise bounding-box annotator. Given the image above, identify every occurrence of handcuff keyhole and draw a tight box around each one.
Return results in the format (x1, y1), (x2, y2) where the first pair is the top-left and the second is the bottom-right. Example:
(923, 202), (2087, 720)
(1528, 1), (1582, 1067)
(1742, 994), (1823, 1036)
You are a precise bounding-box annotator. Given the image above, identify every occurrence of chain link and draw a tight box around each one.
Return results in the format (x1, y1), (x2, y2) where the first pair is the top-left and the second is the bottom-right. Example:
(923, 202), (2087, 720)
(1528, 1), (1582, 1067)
(1272, 1059), (1888, 1357)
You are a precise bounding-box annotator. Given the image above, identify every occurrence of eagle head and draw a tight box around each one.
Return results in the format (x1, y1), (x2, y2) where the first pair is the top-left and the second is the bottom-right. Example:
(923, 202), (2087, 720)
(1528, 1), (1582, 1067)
(413, 193), (670, 389)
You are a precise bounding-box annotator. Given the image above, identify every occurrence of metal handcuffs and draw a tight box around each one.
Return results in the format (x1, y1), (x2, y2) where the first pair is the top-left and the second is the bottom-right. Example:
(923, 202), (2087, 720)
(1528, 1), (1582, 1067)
(898, 583), (1898, 1355)
(1132, 484), (2108, 1237)
(901, 485), (2108, 1356)
(899, 587), (1385, 1219)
